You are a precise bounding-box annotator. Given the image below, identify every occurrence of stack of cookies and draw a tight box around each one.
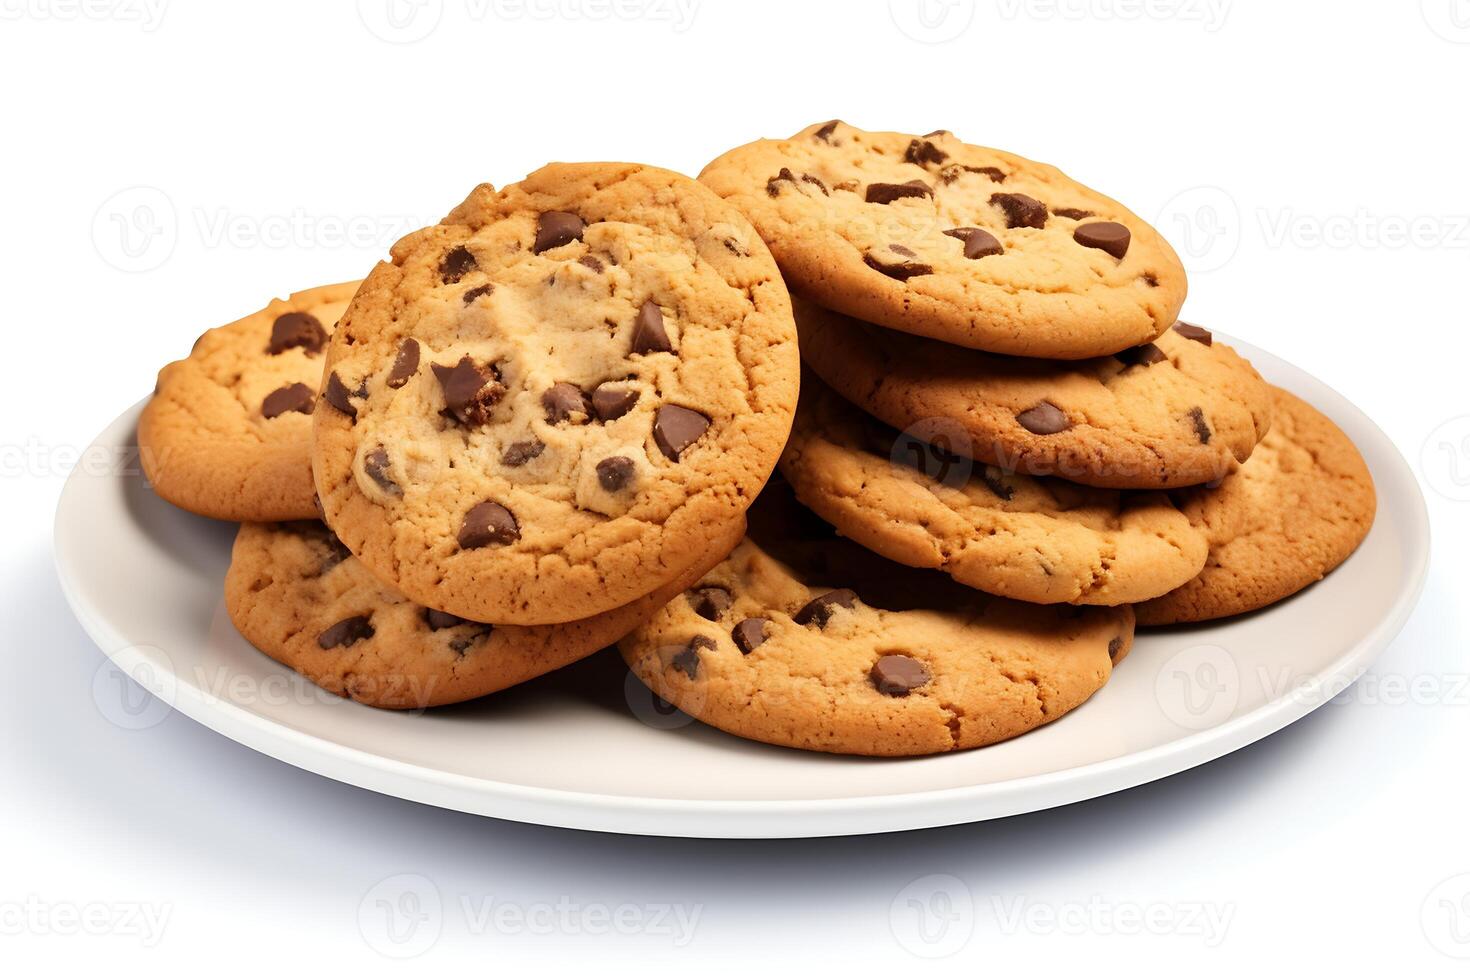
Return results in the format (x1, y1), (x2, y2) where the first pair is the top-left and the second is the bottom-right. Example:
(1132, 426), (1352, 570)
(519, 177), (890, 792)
(139, 123), (1377, 757)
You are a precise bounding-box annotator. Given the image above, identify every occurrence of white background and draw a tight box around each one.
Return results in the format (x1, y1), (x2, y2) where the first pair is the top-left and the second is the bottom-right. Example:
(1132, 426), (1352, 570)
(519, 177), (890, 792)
(3, 0), (1469, 973)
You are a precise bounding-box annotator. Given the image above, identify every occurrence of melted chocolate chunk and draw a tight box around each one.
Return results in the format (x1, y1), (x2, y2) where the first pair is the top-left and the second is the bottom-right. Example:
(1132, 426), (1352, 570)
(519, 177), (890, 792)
(386, 338), (420, 389)
(1173, 321), (1213, 346)
(268, 311), (327, 355)
(322, 372), (363, 418)
(432, 356), (505, 426)
(501, 440), (545, 467)
(669, 635), (715, 680)
(686, 586), (732, 621)
(631, 299), (673, 355)
(1053, 207), (1094, 220)
(261, 382), (314, 419)
(541, 383), (591, 424)
(864, 249), (933, 281)
(903, 138), (948, 166)
(1116, 343), (1166, 366)
(533, 211), (585, 254)
(1108, 635), (1124, 662)
(591, 383), (638, 421)
(596, 455), (635, 492)
(578, 254), (604, 273)
(991, 192), (1048, 229)
(865, 180), (933, 205)
(1188, 406), (1212, 444)
(942, 226), (1004, 259)
(793, 589), (857, 628)
(424, 608), (466, 631)
(457, 501), (519, 549)
(363, 447), (401, 496)
(463, 283), (494, 304)
(813, 119), (840, 142)
(318, 615), (374, 650)
(439, 245), (477, 284)
(1016, 401), (1071, 435)
(731, 617), (770, 654)
(1074, 221), (1131, 259)
(652, 405), (710, 461)
(870, 654), (931, 696)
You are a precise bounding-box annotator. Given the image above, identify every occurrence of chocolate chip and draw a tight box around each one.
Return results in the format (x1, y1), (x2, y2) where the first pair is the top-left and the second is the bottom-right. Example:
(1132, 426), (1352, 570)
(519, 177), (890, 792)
(980, 465), (1014, 501)
(501, 440), (544, 467)
(864, 250), (933, 281)
(1017, 401), (1070, 435)
(1188, 406), (1212, 444)
(865, 180), (932, 205)
(541, 383), (591, 424)
(596, 456), (635, 492)
(722, 237), (749, 257)
(1108, 635), (1124, 662)
(322, 372), (362, 418)
(432, 356), (505, 426)
(317, 615), (374, 650)
(463, 283), (494, 304)
(732, 618), (769, 654)
(974, 166), (1007, 182)
(939, 164), (1005, 185)
(591, 383), (638, 421)
(631, 299), (672, 355)
(653, 405), (710, 461)
(1173, 321), (1213, 346)
(766, 167), (797, 197)
(363, 447), (401, 496)
(813, 119), (840, 142)
(942, 227), (1004, 259)
(687, 586), (732, 621)
(793, 589), (857, 628)
(870, 654), (931, 696)
(457, 501), (519, 549)
(1074, 221), (1131, 259)
(1053, 207), (1094, 220)
(449, 628), (491, 655)
(991, 192), (1048, 229)
(669, 635), (714, 680)
(261, 382), (314, 419)
(1116, 342), (1166, 367)
(1141, 272), (1159, 287)
(439, 245), (477, 284)
(386, 338), (420, 389)
(578, 254), (604, 273)
(903, 138), (948, 166)
(268, 311), (327, 355)
(533, 211), (585, 254)
(424, 608), (465, 631)
(318, 535), (352, 575)
(801, 173), (829, 195)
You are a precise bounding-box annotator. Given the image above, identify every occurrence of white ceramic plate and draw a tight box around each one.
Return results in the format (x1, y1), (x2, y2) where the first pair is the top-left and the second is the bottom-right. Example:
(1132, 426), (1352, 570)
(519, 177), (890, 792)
(55, 339), (1429, 838)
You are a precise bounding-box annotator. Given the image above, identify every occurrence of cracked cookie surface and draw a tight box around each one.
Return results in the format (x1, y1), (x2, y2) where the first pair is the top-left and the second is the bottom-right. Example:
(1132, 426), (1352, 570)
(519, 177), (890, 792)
(1136, 387), (1375, 625)
(699, 121), (1186, 359)
(225, 518), (744, 708)
(312, 163), (800, 626)
(781, 379), (1208, 605)
(796, 298), (1272, 489)
(618, 486), (1134, 757)
(139, 281), (360, 520)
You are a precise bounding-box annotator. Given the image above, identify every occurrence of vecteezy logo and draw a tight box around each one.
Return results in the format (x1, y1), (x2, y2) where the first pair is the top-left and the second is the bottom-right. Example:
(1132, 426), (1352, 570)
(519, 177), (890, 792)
(358, 874), (442, 958)
(1155, 644), (1240, 731)
(888, 418), (975, 488)
(889, 0), (975, 43)
(889, 874), (974, 958)
(357, 0), (443, 43)
(1422, 873), (1470, 958)
(91, 646), (176, 731)
(1421, 416), (1470, 502)
(1155, 186), (1240, 273)
(623, 667), (699, 730)
(1422, 0), (1470, 43)
(91, 186), (177, 273)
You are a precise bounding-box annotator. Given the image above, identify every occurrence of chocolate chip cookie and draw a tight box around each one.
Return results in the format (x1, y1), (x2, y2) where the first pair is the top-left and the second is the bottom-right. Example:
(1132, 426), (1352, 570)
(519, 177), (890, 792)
(781, 378), (1208, 605)
(225, 518), (745, 708)
(312, 164), (800, 626)
(139, 281), (360, 520)
(1136, 387), (1376, 625)
(796, 297), (1272, 489)
(619, 488), (1134, 757)
(699, 121), (1186, 359)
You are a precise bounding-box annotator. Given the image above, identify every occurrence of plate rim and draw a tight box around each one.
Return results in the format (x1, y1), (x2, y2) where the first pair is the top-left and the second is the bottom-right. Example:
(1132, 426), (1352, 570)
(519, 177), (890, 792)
(54, 337), (1431, 838)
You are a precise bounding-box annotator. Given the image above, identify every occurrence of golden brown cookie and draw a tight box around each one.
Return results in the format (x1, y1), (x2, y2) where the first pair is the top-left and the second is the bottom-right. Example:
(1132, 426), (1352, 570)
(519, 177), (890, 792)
(1137, 387), (1376, 625)
(699, 121), (1186, 359)
(140, 282), (359, 520)
(313, 164), (800, 626)
(780, 378), (1208, 605)
(224, 518), (744, 709)
(796, 297), (1273, 489)
(620, 490), (1134, 757)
